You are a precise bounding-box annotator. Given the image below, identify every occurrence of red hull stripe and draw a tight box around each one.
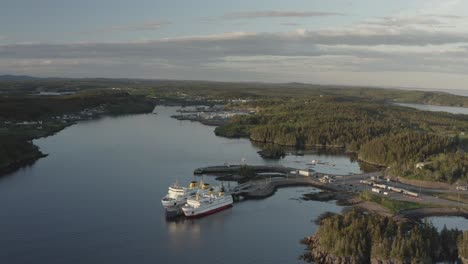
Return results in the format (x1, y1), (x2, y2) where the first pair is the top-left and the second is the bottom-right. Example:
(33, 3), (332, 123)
(186, 204), (233, 218)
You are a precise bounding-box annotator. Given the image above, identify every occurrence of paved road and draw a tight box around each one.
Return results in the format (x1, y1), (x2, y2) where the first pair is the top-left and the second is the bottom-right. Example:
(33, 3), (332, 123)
(229, 170), (467, 209)
(325, 172), (467, 208)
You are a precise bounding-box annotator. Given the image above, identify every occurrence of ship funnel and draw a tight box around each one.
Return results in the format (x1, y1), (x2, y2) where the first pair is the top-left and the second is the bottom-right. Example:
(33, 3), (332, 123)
(189, 181), (197, 189)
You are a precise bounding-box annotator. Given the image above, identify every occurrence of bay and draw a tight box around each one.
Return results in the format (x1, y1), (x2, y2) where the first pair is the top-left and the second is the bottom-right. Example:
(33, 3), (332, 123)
(0, 106), (365, 264)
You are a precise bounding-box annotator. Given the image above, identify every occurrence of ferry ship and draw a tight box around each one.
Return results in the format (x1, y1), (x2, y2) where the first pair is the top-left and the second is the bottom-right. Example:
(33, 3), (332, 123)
(182, 186), (233, 218)
(161, 181), (210, 208)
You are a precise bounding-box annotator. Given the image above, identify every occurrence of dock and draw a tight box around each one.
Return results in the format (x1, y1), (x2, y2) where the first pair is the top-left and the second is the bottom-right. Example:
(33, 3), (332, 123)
(228, 176), (340, 199)
(194, 165), (293, 175)
(194, 165), (382, 199)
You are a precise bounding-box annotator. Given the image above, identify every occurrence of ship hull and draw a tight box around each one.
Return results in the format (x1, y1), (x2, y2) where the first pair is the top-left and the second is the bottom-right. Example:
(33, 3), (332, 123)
(184, 204), (233, 218)
(165, 204), (184, 219)
(182, 195), (233, 218)
(161, 198), (187, 208)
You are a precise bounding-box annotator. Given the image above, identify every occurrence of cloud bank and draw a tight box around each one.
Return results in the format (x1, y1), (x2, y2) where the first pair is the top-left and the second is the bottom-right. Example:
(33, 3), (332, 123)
(83, 21), (171, 34)
(222, 11), (344, 19)
(2, 14), (468, 89)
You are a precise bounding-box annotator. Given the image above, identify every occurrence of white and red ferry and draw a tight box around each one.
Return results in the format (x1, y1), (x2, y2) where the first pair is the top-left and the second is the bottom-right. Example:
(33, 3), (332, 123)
(182, 187), (233, 218)
(161, 181), (210, 208)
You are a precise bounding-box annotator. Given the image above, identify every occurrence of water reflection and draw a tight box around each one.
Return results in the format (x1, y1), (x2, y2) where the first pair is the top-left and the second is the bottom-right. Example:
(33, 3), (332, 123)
(426, 216), (468, 231)
(0, 107), (353, 264)
(394, 102), (468, 115)
(252, 142), (380, 174)
(167, 218), (202, 248)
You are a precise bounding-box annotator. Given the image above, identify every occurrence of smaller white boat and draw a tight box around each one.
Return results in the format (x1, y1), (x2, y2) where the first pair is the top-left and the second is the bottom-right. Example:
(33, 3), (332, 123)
(182, 186), (233, 218)
(161, 181), (210, 208)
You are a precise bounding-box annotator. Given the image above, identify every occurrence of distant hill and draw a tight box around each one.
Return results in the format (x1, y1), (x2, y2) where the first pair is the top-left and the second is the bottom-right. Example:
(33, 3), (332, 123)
(0, 75), (40, 81)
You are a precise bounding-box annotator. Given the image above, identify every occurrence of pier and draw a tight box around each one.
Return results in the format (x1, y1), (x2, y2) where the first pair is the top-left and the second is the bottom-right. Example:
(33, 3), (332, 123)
(227, 175), (345, 199)
(194, 164), (383, 199)
(169, 165), (468, 220)
(193, 164), (293, 175)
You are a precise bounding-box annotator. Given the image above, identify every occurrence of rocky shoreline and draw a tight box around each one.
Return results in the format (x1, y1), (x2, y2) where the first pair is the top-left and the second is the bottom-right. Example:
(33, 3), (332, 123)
(300, 209), (468, 264)
(300, 236), (369, 264)
(300, 235), (441, 264)
(0, 152), (48, 176)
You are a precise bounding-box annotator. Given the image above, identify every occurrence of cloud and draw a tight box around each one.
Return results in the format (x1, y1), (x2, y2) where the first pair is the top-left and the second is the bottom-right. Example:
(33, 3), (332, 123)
(425, 14), (466, 19)
(3, 25), (468, 61)
(83, 21), (171, 34)
(158, 32), (257, 42)
(280, 22), (302, 26)
(2, 14), (468, 89)
(222, 11), (344, 20)
(364, 16), (444, 27)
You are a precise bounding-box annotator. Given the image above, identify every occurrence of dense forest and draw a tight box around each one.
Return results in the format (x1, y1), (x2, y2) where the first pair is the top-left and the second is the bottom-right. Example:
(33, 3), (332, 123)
(358, 133), (456, 166)
(301, 209), (466, 263)
(398, 152), (468, 183)
(0, 90), (154, 121)
(460, 231), (468, 263)
(214, 97), (468, 183)
(0, 138), (45, 173)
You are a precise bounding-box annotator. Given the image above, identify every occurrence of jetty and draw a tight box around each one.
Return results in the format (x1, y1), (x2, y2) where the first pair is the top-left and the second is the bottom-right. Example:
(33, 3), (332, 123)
(164, 164), (468, 220)
(227, 175), (351, 200)
(194, 164), (293, 175)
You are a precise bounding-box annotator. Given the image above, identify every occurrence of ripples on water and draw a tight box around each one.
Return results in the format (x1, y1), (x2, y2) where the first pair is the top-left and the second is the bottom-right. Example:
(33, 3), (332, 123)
(0, 106), (367, 264)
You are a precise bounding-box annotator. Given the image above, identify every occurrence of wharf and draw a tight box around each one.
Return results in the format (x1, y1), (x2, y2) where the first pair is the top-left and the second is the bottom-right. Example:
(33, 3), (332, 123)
(194, 165), (293, 175)
(229, 176), (341, 199)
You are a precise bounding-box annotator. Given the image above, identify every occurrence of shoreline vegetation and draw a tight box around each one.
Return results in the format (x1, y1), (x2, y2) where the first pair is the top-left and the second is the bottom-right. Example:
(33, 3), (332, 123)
(301, 209), (468, 264)
(1, 78), (468, 262)
(214, 97), (468, 186)
(195, 163), (468, 262)
(0, 89), (156, 176)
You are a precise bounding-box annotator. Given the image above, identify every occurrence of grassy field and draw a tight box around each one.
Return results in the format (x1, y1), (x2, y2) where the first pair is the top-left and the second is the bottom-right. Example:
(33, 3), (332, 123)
(437, 193), (468, 204)
(359, 191), (426, 213)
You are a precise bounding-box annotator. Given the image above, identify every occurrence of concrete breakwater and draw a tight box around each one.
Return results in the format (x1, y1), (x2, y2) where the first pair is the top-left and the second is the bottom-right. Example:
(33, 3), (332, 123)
(171, 115), (227, 126)
(194, 165), (468, 220)
(239, 177), (339, 199)
(193, 164), (293, 175)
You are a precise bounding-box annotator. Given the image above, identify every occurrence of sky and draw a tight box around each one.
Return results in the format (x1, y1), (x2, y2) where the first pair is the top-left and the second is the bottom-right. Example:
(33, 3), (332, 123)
(2, 0), (468, 90)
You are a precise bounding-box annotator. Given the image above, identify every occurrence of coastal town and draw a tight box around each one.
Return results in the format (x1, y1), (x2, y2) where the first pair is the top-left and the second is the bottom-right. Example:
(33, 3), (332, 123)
(170, 104), (256, 126)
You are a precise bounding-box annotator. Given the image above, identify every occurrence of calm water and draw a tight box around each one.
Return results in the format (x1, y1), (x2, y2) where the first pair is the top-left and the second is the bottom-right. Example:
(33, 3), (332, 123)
(443, 89), (468, 97)
(395, 102), (468, 115)
(427, 217), (468, 231)
(0, 106), (356, 264)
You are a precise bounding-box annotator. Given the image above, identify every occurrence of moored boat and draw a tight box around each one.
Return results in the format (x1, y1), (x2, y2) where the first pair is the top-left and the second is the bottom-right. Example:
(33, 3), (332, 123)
(161, 181), (210, 208)
(182, 186), (233, 218)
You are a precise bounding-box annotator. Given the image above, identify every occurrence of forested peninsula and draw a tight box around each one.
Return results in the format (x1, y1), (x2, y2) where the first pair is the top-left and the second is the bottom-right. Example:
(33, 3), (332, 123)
(301, 209), (468, 264)
(215, 97), (468, 184)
